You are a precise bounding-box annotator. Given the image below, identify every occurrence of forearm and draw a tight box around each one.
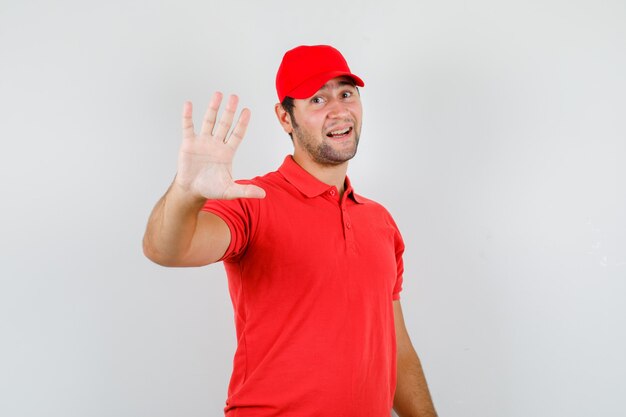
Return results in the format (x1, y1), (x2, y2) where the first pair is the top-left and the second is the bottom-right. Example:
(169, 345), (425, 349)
(142, 180), (206, 266)
(394, 345), (437, 417)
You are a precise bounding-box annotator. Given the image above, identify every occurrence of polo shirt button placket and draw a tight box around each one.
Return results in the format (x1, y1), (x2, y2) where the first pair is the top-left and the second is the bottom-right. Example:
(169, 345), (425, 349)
(337, 201), (355, 249)
(342, 208), (347, 227)
(343, 205), (354, 244)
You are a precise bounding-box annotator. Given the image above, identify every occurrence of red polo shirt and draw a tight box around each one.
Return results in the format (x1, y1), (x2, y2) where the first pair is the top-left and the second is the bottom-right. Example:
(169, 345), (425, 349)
(203, 155), (404, 417)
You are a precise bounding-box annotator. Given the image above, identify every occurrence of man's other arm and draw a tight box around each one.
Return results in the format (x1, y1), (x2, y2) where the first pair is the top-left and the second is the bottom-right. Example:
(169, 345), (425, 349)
(393, 300), (438, 417)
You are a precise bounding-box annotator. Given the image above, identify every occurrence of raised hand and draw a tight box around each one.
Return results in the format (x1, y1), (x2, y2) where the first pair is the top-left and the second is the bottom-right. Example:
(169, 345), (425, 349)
(175, 92), (266, 200)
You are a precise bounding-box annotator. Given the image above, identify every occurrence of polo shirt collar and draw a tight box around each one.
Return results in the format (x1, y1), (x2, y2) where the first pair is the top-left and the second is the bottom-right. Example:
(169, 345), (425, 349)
(278, 155), (365, 204)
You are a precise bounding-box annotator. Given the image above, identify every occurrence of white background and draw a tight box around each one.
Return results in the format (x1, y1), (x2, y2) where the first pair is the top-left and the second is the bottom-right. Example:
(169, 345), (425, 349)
(1, 0), (625, 416)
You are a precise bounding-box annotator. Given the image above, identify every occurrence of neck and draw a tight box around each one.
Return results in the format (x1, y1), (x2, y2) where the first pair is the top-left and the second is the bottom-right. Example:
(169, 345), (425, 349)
(292, 151), (349, 196)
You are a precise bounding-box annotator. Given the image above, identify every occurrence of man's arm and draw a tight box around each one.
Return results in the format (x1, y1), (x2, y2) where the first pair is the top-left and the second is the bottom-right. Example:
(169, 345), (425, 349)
(393, 300), (438, 417)
(142, 92), (265, 267)
(142, 183), (231, 266)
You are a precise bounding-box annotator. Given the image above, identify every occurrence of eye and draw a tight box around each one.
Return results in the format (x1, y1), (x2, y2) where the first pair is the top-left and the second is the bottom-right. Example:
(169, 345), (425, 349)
(341, 90), (353, 99)
(310, 96), (325, 104)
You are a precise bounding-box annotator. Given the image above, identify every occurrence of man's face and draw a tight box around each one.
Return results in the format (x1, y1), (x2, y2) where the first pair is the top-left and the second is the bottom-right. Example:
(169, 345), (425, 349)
(290, 76), (363, 166)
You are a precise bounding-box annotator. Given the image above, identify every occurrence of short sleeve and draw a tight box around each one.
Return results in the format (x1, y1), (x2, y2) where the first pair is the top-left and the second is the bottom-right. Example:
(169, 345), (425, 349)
(202, 195), (259, 262)
(392, 226), (405, 300)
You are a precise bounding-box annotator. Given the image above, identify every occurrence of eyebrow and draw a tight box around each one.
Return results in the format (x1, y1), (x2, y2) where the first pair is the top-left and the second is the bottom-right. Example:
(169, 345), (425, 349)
(318, 80), (357, 91)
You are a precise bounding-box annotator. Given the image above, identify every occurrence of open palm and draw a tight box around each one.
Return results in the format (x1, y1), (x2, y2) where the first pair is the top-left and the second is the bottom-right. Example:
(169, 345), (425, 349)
(175, 92), (265, 200)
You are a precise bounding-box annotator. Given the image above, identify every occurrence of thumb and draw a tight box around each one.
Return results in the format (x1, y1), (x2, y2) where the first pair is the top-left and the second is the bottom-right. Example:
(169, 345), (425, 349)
(223, 183), (266, 200)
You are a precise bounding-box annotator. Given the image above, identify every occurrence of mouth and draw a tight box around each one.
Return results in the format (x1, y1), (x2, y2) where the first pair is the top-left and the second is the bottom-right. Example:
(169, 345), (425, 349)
(326, 126), (353, 139)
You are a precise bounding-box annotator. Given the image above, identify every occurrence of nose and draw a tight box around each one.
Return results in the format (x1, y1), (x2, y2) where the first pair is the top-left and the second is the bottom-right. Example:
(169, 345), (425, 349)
(326, 99), (350, 119)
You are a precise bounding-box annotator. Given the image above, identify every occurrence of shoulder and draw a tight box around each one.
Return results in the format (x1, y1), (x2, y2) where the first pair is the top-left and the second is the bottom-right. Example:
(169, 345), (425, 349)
(354, 192), (403, 233)
(353, 193), (397, 221)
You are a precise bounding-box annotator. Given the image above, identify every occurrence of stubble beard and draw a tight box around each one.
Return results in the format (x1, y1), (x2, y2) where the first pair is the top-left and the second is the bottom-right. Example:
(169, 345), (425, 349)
(293, 123), (361, 166)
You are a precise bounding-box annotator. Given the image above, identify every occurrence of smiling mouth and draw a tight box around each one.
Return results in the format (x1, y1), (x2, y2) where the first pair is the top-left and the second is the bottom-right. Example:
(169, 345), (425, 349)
(326, 127), (353, 139)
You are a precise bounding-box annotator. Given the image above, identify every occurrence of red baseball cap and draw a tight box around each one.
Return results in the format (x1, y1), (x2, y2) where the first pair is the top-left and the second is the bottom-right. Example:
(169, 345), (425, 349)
(276, 45), (365, 102)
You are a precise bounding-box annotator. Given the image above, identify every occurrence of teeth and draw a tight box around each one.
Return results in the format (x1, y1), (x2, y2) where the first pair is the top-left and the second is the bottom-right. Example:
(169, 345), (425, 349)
(330, 127), (350, 136)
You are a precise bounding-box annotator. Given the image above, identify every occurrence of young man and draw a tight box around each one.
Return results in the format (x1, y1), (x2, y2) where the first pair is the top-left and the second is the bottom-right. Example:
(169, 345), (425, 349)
(143, 45), (437, 417)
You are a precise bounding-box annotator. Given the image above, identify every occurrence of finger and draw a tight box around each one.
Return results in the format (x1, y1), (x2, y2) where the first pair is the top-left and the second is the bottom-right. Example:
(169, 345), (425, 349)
(213, 94), (238, 142)
(182, 101), (195, 139)
(224, 107), (251, 149)
(223, 183), (266, 200)
(200, 92), (223, 136)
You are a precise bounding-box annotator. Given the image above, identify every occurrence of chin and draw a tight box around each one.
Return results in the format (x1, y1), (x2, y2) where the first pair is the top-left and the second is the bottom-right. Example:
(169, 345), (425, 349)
(316, 147), (358, 165)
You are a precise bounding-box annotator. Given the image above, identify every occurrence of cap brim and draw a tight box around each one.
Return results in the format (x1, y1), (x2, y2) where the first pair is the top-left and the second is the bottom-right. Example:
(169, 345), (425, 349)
(286, 71), (365, 100)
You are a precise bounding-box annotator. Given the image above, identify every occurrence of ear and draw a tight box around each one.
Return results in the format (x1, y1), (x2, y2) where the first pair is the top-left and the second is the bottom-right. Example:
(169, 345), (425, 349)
(274, 103), (294, 134)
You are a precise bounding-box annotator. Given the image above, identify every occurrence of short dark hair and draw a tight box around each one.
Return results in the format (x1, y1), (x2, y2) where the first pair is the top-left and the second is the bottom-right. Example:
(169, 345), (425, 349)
(280, 96), (298, 140)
